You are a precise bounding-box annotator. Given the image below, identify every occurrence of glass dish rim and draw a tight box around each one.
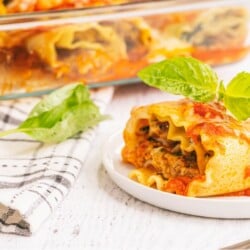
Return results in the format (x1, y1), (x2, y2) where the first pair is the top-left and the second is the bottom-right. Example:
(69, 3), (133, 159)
(0, 0), (248, 31)
(0, 78), (141, 100)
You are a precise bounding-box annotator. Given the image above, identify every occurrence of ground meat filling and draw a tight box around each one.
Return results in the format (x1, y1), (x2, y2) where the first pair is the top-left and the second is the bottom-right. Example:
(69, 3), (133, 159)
(136, 118), (200, 179)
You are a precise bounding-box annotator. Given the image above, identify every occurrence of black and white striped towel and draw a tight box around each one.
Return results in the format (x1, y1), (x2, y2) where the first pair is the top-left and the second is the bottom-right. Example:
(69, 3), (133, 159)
(0, 87), (114, 236)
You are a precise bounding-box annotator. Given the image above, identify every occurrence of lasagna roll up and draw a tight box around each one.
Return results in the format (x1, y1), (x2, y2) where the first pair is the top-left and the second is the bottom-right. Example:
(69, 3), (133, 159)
(121, 99), (250, 197)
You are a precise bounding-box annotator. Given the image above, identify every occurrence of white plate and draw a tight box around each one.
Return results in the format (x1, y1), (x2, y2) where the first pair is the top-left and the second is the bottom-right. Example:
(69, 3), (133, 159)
(102, 130), (250, 219)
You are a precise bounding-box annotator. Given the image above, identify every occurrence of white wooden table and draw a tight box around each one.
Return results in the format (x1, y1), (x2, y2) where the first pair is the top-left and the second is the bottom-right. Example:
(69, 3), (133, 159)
(1, 58), (250, 250)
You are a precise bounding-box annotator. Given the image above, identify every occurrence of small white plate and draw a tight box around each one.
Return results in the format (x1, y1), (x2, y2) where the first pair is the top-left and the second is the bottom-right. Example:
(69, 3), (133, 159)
(102, 130), (250, 219)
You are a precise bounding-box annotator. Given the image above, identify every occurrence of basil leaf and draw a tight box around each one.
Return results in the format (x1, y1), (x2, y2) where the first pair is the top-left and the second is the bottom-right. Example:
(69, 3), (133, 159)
(223, 72), (250, 121)
(18, 102), (106, 143)
(138, 56), (219, 102)
(29, 83), (89, 117)
(0, 83), (108, 143)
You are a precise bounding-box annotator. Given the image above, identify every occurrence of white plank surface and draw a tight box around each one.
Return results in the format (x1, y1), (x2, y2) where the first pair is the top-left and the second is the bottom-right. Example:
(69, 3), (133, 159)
(1, 58), (250, 250)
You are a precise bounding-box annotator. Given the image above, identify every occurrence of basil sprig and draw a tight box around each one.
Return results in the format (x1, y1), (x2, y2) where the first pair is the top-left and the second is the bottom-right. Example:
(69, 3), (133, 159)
(138, 57), (250, 121)
(0, 83), (108, 143)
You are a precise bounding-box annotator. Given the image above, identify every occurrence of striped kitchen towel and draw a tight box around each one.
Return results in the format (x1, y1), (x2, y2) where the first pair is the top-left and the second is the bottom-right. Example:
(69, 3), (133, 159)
(0, 87), (114, 236)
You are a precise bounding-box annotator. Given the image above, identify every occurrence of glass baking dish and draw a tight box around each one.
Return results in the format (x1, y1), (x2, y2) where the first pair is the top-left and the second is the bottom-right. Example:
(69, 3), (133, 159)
(0, 0), (249, 99)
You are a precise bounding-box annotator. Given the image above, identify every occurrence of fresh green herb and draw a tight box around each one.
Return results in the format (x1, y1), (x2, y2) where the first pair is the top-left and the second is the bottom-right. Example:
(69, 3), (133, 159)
(138, 56), (250, 121)
(223, 72), (250, 121)
(0, 83), (108, 143)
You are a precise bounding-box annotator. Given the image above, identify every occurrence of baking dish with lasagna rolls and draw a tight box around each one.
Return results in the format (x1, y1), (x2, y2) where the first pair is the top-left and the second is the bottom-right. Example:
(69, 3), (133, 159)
(121, 56), (250, 197)
(0, 0), (249, 98)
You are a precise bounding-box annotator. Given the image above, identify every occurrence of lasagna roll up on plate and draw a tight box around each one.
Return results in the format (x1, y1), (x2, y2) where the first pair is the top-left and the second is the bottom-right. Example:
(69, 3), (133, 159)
(121, 99), (250, 197)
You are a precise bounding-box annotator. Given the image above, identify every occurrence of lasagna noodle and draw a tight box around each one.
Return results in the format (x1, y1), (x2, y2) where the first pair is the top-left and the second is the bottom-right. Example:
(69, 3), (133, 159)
(25, 23), (128, 67)
(122, 99), (250, 197)
(129, 168), (166, 190)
